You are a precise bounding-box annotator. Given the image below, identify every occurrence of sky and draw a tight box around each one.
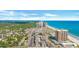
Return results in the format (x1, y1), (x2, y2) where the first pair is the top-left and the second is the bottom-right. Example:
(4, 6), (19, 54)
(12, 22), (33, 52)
(0, 10), (79, 20)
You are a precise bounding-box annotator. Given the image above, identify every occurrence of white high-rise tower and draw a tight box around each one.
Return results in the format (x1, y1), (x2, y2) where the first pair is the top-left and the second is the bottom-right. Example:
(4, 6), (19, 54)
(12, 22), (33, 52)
(36, 21), (47, 28)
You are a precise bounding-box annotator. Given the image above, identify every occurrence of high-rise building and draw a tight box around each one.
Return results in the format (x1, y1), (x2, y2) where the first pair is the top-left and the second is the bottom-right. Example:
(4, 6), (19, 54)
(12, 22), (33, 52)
(55, 29), (68, 42)
(61, 30), (68, 41)
(36, 21), (47, 28)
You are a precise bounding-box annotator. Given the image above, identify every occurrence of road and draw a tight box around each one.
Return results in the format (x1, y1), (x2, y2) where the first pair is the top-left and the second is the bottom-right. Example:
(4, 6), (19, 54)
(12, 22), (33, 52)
(27, 28), (55, 47)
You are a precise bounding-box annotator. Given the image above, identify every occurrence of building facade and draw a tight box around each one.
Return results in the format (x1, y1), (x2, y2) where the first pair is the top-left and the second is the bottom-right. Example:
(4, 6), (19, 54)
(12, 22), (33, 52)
(55, 29), (68, 42)
(36, 21), (47, 28)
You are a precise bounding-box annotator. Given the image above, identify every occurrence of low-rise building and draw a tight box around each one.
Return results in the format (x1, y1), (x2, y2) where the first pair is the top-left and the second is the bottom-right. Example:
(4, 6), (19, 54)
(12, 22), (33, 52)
(60, 42), (77, 48)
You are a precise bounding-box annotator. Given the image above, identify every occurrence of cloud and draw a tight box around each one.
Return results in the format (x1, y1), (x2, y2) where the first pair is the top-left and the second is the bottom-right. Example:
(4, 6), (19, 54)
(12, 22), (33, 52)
(44, 13), (58, 17)
(0, 10), (15, 17)
(0, 10), (59, 19)
(0, 10), (79, 21)
(0, 10), (8, 13)
(0, 10), (40, 17)
(0, 16), (78, 21)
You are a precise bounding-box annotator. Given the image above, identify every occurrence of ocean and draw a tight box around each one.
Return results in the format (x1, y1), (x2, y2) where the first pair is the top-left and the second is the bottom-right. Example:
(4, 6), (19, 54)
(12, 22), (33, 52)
(47, 21), (79, 37)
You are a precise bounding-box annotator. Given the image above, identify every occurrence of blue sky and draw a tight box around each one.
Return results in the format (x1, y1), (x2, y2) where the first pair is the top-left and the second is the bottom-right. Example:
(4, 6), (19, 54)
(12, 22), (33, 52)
(0, 10), (79, 20)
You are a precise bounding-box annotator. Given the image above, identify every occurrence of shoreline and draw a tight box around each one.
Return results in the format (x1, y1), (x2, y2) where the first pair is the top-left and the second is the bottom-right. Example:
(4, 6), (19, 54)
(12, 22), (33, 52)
(46, 25), (57, 30)
(47, 25), (79, 44)
(68, 34), (79, 44)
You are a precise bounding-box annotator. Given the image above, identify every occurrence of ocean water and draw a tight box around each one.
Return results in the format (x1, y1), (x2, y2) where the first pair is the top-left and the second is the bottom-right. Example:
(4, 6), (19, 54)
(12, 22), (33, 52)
(47, 21), (79, 37)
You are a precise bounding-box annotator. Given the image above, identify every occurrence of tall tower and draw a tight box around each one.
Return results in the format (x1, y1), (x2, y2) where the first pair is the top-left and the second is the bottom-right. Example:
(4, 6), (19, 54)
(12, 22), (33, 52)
(55, 29), (68, 42)
(36, 21), (47, 28)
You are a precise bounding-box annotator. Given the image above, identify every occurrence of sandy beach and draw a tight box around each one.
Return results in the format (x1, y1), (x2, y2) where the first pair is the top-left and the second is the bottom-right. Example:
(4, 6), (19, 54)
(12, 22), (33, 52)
(68, 35), (79, 44)
(47, 25), (79, 44)
(46, 25), (57, 30)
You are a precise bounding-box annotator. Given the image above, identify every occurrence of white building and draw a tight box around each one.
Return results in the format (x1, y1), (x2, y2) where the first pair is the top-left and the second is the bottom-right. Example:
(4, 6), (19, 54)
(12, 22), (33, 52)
(61, 42), (77, 48)
(36, 21), (47, 28)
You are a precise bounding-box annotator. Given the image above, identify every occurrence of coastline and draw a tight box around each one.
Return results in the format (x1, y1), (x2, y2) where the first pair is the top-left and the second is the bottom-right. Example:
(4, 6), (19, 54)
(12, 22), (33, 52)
(46, 25), (57, 30)
(47, 25), (79, 44)
(68, 34), (79, 44)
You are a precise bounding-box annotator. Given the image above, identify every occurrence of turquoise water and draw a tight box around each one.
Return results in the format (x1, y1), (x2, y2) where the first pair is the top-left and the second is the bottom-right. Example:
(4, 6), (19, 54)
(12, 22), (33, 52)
(47, 21), (79, 37)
